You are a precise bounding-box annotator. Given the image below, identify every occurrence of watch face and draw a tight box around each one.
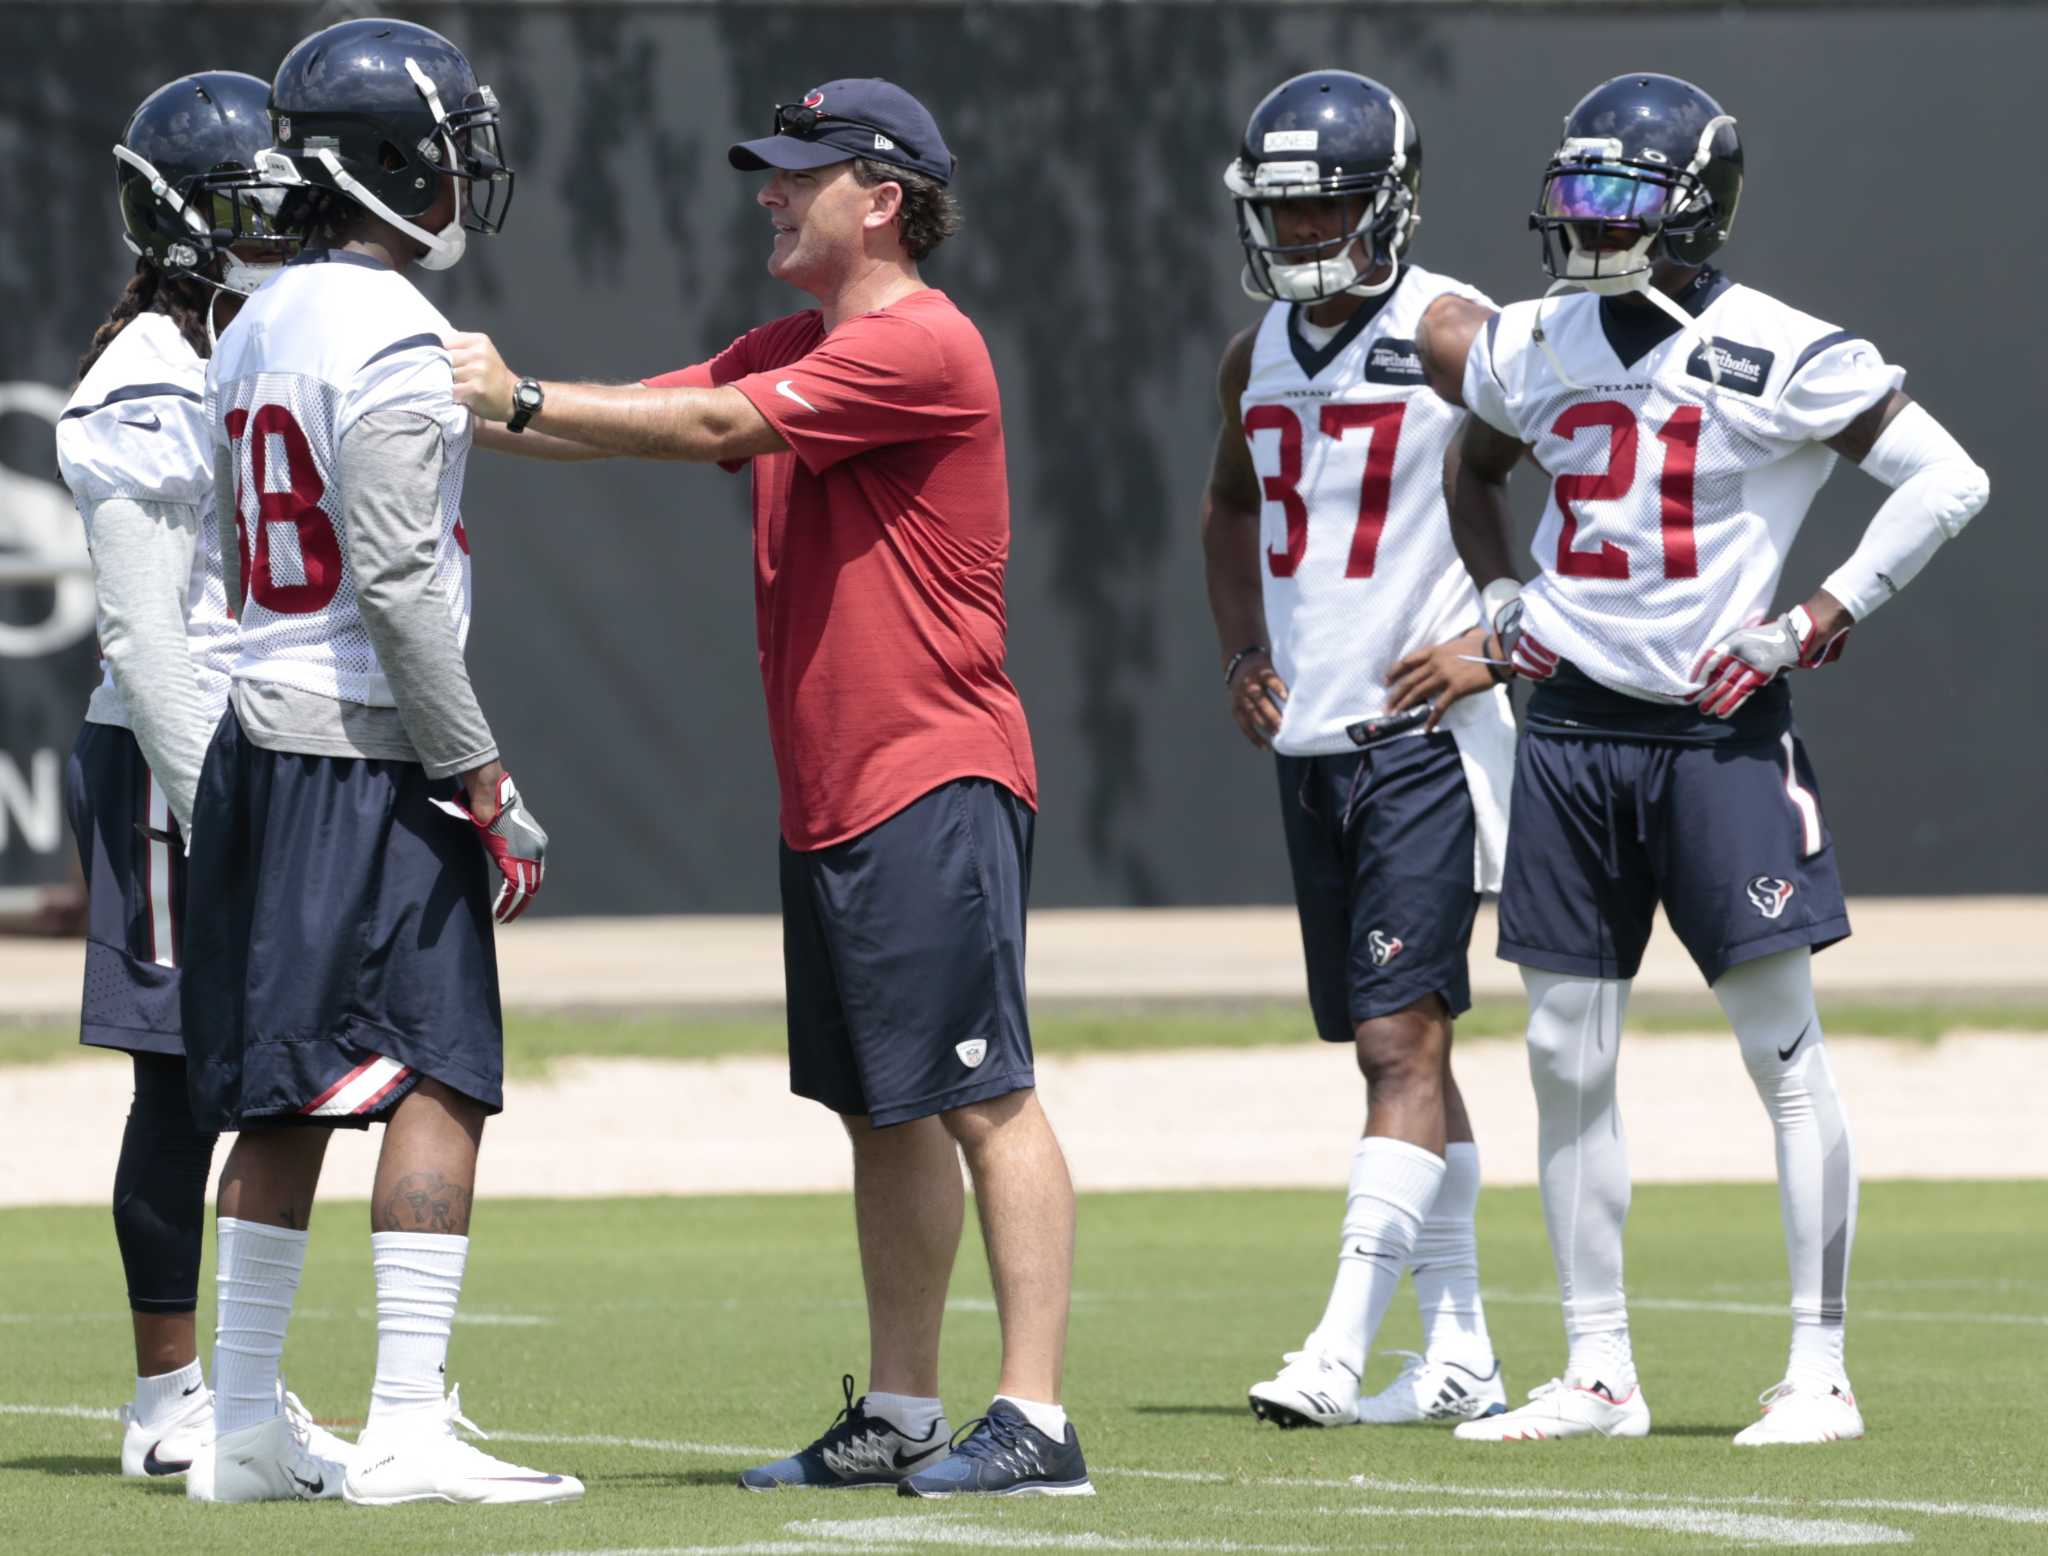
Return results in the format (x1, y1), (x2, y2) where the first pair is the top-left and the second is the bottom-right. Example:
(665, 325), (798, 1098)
(516, 383), (542, 409)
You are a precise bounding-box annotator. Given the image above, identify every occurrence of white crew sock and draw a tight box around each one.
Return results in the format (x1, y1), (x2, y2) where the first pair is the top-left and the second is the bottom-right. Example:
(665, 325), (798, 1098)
(1713, 948), (1858, 1393)
(1308, 1137), (1447, 1378)
(1410, 1141), (1496, 1372)
(133, 1359), (205, 1428)
(1523, 971), (1638, 1396)
(863, 1390), (946, 1438)
(366, 1232), (468, 1434)
(994, 1395), (1067, 1440)
(212, 1217), (308, 1435)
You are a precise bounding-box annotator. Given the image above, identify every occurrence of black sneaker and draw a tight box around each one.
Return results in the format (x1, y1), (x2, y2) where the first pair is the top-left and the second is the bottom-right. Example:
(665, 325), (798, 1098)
(897, 1400), (1093, 1498)
(738, 1375), (950, 1491)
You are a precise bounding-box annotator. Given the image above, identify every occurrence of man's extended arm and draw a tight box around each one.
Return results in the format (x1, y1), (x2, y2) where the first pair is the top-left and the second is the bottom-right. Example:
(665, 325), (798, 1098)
(1416, 293), (1495, 409)
(1200, 327), (1288, 750)
(448, 332), (786, 463)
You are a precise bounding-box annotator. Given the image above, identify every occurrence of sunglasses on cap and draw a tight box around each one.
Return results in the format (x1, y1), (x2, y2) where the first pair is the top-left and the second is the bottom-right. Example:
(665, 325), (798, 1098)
(772, 101), (922, 160)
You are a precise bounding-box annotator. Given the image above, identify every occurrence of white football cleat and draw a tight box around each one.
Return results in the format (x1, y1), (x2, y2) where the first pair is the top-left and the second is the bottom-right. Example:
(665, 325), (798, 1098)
(1732, 1380), (1864, 1445)
(280, 1383), (359, 1470)
(1355, 1351), (1509, 1425)
(186, 1409), (348, 1501)
(344, 1385), (584, 1505)
(1247, 1349), (1360, 1429)
(1452, 1377), (1651, 1441)
(119, 1384), (214, 1477)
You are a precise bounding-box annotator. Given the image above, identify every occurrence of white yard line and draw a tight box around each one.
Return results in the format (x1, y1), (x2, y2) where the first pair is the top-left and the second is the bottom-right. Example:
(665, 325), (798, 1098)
(1477, 1290), (2048, 1327)
(1331, 1503), (1909, 1547)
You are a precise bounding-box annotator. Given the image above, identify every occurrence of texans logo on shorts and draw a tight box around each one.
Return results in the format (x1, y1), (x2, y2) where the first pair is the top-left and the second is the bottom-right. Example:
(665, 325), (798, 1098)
(1367, 930), (1405, 967)
(1746, 875), (1796, 920)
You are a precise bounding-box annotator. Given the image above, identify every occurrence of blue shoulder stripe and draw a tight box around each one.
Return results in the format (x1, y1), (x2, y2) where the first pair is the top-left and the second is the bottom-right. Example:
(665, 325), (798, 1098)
(60, 381), (203, 420)
(361, 332), (446, 371)
(1789, 328), (1857, 380)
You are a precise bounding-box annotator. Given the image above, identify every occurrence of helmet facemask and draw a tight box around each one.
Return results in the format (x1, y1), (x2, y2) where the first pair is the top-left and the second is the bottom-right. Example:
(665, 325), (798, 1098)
(1530, 118), (1736, 297)
(113, 144), (295, 305)
(1225, 93), (1417, 306)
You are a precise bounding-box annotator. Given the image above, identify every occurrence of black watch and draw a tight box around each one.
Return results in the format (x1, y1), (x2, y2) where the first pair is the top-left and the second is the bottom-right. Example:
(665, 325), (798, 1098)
(506, 377), (544, 434)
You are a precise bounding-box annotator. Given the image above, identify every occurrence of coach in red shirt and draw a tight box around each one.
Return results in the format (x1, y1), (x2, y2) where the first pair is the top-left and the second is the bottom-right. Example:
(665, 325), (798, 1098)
(450, 80), (1091, 1497)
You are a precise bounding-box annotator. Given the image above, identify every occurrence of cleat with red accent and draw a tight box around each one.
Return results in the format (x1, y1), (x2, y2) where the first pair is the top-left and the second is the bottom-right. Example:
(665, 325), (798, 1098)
(1452, 1376), (1650, 1441)
(1732, 1379), (1864, 1445)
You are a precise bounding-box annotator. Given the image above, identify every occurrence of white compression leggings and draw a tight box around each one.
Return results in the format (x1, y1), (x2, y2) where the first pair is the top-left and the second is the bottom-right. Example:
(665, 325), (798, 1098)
(1523, 949), (1858, 1345)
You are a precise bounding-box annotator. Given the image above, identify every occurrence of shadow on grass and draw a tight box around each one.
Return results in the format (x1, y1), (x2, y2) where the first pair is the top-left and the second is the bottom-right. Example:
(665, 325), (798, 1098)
(1130, 1404), (1249, 1418)
(0, 1455), (121, 1477)
(591, 1467), (760, 1488)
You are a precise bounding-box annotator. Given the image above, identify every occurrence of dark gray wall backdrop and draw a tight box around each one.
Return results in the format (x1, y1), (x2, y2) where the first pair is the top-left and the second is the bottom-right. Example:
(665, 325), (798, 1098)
(3, 2), (2040, 912)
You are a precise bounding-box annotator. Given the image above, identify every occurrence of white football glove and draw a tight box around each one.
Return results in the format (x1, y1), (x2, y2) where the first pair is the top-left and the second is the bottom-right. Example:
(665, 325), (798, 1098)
(433, 773), (547, 923)
(1691, 604), (1850, 719)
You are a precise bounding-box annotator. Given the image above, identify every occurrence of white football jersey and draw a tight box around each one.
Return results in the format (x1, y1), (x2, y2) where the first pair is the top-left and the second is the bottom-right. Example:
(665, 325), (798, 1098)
(1464, 272), (1902, 704)
(1241, 263), (1517, 890)
(56, 310), (235, 726)
(206, 252), (473, 706)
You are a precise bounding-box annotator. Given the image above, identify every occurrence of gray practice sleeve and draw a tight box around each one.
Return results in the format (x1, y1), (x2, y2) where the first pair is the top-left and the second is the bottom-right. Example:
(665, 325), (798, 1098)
(339, 409), (499, 779)
(215, 445), (244, 619)
(87, 497), (215, 831)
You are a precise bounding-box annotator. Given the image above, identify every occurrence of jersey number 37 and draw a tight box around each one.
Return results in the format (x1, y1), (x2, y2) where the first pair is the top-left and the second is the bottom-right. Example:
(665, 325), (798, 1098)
(1244, 401), (1406, 579)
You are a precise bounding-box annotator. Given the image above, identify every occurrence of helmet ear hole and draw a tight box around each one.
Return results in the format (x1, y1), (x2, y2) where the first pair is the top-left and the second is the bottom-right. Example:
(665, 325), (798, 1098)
(378, 141), (408, 174)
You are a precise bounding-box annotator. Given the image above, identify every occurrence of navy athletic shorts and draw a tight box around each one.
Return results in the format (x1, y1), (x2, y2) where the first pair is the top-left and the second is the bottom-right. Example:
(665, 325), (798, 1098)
(1498, 662), (1850, 986)
(181, 708), (504, 1132)
(1276, 732), (1481, 1041)
(65, 721), (188, 1055)
(780, 777), (1036, 1128)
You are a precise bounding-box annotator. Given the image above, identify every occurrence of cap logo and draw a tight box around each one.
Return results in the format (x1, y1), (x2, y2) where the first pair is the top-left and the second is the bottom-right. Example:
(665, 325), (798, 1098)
(1262, 129), (1318, 153)
(803, 90), (825, 108)
(873, 133), (894, 150)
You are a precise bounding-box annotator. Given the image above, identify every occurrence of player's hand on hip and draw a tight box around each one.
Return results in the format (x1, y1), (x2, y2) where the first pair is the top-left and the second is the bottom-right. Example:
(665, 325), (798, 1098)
(1689, 602), (1849, 719)
(445, 332), (517, 423)
(433, 768), (547, 923)
(1386, 628), (1493, 732)
(1227, 650), (1288, 751)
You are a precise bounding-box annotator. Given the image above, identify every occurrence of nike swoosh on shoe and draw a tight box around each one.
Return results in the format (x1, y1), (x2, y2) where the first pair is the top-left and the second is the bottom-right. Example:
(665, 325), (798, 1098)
(142, 1443), (192, 1476)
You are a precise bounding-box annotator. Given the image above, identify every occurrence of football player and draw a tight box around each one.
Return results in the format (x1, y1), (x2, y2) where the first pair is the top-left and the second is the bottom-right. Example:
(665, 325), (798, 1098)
(57, 68), (349, 1485)
(1414, 74), (1988, 1445)
(1203, 71), (1516, 1431)
(180, 20), (577, 1504)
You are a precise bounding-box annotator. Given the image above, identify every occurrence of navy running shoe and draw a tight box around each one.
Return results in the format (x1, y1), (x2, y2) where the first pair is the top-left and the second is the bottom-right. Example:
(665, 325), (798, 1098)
(897, 1401), (1093, 1498)
(738, 1374), (950, 1491)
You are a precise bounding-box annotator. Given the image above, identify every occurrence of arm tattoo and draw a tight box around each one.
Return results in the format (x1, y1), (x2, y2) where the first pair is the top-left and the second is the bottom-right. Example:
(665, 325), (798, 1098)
(374, 1171), (475, 1235)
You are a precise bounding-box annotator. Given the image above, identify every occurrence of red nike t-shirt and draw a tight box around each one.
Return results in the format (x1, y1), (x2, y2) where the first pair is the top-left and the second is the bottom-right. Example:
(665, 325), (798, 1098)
(645, 289), (1037, 851)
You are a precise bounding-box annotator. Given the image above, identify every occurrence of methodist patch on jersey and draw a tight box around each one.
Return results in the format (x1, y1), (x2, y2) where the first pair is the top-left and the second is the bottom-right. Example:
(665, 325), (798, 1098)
(1363, 337), (1426, 384)
(1686, 337), (1775, 396)
(1746, 875), (1796, 919)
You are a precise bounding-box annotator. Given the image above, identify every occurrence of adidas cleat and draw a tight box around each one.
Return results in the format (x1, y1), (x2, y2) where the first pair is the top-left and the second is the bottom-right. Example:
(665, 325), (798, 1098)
(897, 1401), (1093, 1498)
(740, 1374), (950, 1490)
(1732, 1380), (1864, 1445)
(1247, 1349), (1359, 1429)
(1355, 1351), (1508, 1425)
(1452, 1377), (1651, 1441)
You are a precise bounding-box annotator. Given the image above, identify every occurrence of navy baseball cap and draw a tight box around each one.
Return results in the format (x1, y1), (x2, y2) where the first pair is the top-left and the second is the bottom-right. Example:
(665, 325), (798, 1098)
(729, 78), (956, 185)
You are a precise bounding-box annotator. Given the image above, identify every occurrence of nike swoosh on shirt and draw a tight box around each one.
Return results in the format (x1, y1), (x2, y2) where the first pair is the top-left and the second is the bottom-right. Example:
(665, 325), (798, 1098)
(775, 379), (817, 413)
(118, 411), (162, 431)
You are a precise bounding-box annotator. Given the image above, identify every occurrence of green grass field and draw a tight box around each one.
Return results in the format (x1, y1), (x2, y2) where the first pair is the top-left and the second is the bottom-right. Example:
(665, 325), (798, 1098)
(4, 1183), (2043, 1554)
(5, 995), (2046, 1073)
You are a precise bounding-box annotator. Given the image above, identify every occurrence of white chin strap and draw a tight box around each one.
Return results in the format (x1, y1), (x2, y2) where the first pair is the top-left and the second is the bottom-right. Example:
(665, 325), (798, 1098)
(1530, 247), (1719, 393)
(307, 144), (466, 270)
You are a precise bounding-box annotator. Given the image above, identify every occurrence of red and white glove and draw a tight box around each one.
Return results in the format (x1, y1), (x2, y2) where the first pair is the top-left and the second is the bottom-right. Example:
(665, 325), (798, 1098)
(1493, 594), (1558, 681)
(1690, 604), (1850, 719)
(433, 772), (547, 923)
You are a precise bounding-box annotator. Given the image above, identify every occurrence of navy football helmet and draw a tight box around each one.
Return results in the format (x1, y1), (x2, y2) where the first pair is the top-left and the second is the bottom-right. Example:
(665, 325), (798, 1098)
(263, 17), (512, 270)
(115, 71), (291, 287)
(1225, 71), (1421, 304)
(1531, 73), (1742, 295)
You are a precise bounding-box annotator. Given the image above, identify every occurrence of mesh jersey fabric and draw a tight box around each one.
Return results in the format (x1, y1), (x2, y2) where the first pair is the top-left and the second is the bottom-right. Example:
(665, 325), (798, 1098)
(1463, 277), (1901, 703)
(57, 310), (234, 726)
(205, 251), (473, 708)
